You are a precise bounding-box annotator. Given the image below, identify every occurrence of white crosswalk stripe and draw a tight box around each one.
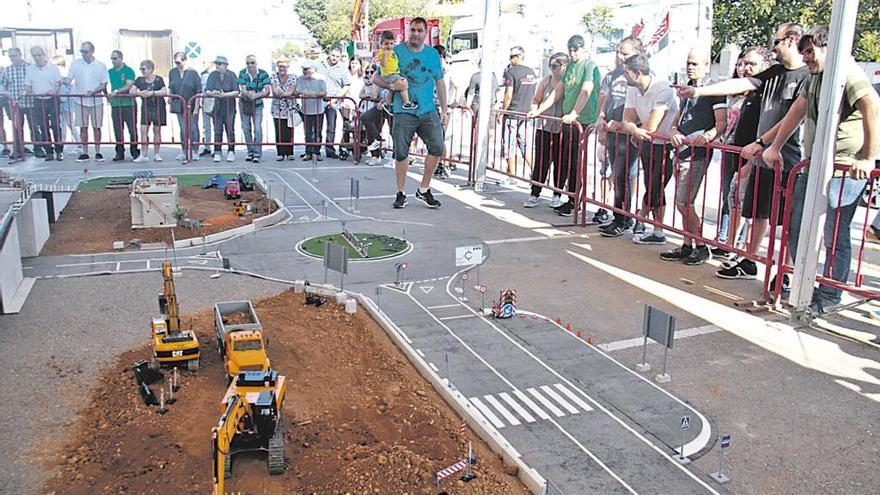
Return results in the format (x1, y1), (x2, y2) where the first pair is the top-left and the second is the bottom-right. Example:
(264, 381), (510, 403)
(499, 392), (536, 423)
(527, 387), (566, 417)
(470, 396), (506, 428)
(540, 385), (579, 414)
(484, 395), (521, 426)
(554, 383), (594, 412)
(513, 390), (551, 420)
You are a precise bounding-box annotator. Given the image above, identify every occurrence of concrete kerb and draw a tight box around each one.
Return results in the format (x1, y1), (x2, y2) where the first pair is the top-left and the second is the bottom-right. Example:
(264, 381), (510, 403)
(173, 198), (288, 248)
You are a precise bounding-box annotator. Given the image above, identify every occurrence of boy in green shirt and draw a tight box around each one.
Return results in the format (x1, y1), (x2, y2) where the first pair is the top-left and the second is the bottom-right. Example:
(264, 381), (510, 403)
(107, 50), (139, 160)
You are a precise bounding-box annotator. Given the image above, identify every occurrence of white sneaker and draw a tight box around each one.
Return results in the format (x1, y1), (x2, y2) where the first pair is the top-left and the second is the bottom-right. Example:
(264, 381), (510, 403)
(175, 153), (186, 161)
(226, 151), (235, 162)
(549, 195), (562, 208)
(154, 154), (163, 162)
(367, 156), (383, 166)
(213, 154), (221, 163)
(367, 140), (382, 151)
(133, 155), (149, 163)
(523, 196), (540, 208)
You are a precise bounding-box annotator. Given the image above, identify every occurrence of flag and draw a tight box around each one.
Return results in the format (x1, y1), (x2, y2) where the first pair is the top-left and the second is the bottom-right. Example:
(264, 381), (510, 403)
(648, 13), (669, 46)
(631, 19), (645, 38)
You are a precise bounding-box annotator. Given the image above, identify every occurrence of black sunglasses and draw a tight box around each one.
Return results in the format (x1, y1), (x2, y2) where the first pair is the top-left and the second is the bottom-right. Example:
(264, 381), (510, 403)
(247, 61), (256, 65)
(139, 67), (147, 70)
(365, 70), (375, 74)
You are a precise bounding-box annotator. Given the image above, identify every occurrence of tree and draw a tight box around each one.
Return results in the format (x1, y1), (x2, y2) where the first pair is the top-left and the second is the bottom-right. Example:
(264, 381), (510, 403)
(273, 41), (303, 61)
(712, 0), (880, 62)
(294, 0), (433, 51)
(581, 4), (615, 53)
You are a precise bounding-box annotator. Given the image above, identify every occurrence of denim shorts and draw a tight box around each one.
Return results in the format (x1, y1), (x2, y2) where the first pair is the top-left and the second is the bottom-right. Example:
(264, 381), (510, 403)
(391, 111), (444, 161)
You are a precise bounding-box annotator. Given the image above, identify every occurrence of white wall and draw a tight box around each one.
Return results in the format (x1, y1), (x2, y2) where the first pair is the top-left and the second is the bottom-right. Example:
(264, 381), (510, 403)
(16, 198), (50, 258)
(0, 219), (24, 313)
(52, 192), (74, 222)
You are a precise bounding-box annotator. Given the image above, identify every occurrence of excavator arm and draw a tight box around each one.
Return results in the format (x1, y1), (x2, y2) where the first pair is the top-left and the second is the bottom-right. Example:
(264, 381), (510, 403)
(212, 394), (253, 495)
(161, 261), (181, 334)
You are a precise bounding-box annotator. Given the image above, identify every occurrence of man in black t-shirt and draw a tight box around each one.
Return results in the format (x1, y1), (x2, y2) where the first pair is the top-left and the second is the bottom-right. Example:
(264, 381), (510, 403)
(499, 46), (537, 180)
(663, 46), (726, 266)
(675, 22), (809, 281)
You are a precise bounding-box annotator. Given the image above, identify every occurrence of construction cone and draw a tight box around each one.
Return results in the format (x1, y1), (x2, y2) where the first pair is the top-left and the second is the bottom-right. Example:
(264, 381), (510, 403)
(576, 331), (582, 338)
(566, 323), (571, 332)
(556, 318), (561, 324)
(587, 337), (593, 344)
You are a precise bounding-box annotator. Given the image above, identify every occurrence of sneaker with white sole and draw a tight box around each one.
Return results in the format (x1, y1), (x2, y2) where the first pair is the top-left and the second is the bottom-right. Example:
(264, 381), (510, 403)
(154, 154), (163, 162)
(367, 140), (382, 151)
(392, 191), (407, 209)
(133, 155), (149, 163)
(549, 195), (562, 208)
(213, 154), (221, 162)
(523, 196), (540, 208)
(175, 153), (186, 161)
(715, 258), (757, 279)
(226, 151), (235, 162)
(415, 188), (441, 208)
(633, 232), (667, 245)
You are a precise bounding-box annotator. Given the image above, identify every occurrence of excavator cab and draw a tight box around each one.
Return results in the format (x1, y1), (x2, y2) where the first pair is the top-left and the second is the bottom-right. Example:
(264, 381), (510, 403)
(150, 261), (200, 371)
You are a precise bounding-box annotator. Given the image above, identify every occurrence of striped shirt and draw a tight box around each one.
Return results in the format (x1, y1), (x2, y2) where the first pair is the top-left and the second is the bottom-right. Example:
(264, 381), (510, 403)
(1, 62), (32, 108)
(318, 60), (350, 99)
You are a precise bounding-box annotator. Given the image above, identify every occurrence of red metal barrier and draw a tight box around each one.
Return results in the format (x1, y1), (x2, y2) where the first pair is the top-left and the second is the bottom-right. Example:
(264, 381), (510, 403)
(395, 105), (475, 171)
(773, 162), (880, 305)
(185, 94), (361, 163)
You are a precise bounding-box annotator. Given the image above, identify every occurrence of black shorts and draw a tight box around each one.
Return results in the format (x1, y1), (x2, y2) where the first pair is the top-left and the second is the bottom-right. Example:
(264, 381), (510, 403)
(742, 164), (790, 225)
(141, 108), (167, 126)
(391, 112), (444, 161)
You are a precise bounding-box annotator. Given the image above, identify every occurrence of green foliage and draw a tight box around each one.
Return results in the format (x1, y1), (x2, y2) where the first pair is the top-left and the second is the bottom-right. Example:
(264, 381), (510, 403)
(273, 41), (303, 61)
(712, 1), (880, 62)
(581, 4), (615, 52)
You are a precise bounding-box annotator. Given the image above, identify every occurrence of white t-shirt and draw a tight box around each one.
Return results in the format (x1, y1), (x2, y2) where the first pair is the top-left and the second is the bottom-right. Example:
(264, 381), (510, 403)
(624, 77), (678, 143)
(25, 63), (62, 96)
(68, 58), (109, 106)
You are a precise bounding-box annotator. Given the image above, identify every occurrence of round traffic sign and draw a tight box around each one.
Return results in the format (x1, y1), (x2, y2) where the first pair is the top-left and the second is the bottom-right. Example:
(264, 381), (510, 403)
(184, 41), (202, 59)
(479, 286), (487, 294)
(462, 273), (469, 280)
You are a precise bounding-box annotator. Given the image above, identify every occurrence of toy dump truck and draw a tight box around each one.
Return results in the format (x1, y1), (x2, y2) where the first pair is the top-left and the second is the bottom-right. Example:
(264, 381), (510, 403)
(214, 301), (270, 383)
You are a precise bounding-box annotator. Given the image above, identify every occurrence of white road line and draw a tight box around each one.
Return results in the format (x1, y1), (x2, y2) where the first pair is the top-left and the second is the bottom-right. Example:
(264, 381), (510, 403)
(115, 262), (120, 271)
(541, 385), (580, 414)
(428, 362), (439, 372)
(597, 324), (722, 352)
(441, 275), (720, 494)
(554, 383), (594, 412)
(527, 388), (565, 417)
(146, 259), (150, 269)
(470, 397), (506, 429)
(513, 390), (551, 420)
(266, 171), (320, 216)
(484, 233), (584, 245)
(484, 395), (521, 426)
(438, 314), (476, 321)
(427, 304), (459, 309)
(402, 290), (644, 493)
(416, 349), (426, 358)
(395, 327), (413, 345)
(499, 392), (536, 423)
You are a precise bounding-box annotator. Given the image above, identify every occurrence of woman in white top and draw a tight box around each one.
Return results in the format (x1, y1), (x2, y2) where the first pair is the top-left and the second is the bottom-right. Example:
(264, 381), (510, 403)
(339, 57), (364, 159)
(270, 57), (297, 160)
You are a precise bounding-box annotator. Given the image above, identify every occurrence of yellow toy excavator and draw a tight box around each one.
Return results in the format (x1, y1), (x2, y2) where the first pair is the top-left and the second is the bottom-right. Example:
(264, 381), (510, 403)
(151, 261), (200, 371)
(212, 370), (287, 495)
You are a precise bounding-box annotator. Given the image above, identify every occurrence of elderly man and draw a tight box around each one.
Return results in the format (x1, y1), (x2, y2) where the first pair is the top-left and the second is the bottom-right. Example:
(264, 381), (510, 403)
(295, 59), (327, 161)
(0, 47), (33, 161)
(238, 54), (270, 163)
(318, 47), (350, 159)
(24, 46), (63, 161)
(762, 25), (880, 314)
(169, 51), (202, 161)
(205, 55), (239, 162)
(68, 41), (109, 162)
(661, 47), (727, 265)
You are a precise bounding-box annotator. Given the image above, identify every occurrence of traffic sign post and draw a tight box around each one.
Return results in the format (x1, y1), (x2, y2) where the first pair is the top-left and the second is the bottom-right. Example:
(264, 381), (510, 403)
(394, 262), (408, 286)
(479, 285), (487, 310)
(677, 415), (691, 464)
(375, 286), (382, 313)
(711, 434), (731, 484)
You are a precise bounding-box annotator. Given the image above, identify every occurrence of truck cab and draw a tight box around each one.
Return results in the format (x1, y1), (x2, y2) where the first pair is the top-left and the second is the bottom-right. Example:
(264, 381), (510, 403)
(224, 180), (241, 199)
(224, 331), (270, 382)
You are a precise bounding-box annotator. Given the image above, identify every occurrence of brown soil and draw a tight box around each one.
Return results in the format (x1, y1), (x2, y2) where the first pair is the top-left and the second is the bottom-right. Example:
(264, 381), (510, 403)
(40, 289), (529, 495)
(40, 187), (277, 256)
(222, 310), (253, 326)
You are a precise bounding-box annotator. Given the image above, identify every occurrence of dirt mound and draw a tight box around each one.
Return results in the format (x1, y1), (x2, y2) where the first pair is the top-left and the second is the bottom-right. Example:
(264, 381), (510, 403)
(41, 289), (529, 495)
(40, 186), (276, 256)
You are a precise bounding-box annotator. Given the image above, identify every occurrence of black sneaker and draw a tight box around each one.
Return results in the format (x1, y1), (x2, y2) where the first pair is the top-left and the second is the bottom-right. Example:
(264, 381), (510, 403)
(633, 221), (645, 235)
(770, 273), (791, 294)
(245, 155), (254, 162)
(683, 245), (712, 266)
(434, 164), (449, 178)
(0, 149), (9, 157)
(23, 148), (34, 155)
(44, 154), (55, 162)
(302, 153), (313, 161)
(556, 201), (574, 216)
(316, 154), (324, 162)
(338, 149), (350, 160)
(415, 189), (441, 208)
(660, 244), (693, 262)
(199, 148), (212, 157)
(112, 154), (125, 162)
(76, 153), (90, 162)
(95, 152), (105, 162)
(716, 258), (757, 279)
(592, 208), (610, 225)
(35, 150), (47, 159)
(600, 222), (626, 237)
(633, 232), (666, 245)
(393, 191), (407, 209)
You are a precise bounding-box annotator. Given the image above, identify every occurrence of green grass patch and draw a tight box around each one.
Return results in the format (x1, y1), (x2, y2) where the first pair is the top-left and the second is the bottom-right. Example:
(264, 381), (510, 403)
(77, 173), (239, 191)
(301, 233), (408, 259)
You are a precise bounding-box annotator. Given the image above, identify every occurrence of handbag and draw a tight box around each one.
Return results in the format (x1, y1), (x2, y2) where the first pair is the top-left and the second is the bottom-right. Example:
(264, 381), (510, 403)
(202, 96), (215, 116)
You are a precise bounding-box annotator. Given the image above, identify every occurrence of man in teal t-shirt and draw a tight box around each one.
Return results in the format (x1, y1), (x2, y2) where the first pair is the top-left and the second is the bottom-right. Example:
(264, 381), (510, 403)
(374, 17), (448, 210)
(106, 50), (139, 160)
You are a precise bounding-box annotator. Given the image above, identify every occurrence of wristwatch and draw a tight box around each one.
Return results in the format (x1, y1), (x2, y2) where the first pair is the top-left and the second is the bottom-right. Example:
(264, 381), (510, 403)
(756, 137), (766, 147)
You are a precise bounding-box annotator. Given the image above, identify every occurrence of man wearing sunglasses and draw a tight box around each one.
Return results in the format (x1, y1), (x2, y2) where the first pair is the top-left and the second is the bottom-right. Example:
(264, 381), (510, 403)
(107, 50), (138, 162)
(674, 23), (808, 284)
(169, 51), (202, 162)
(238, 55), (270, 163)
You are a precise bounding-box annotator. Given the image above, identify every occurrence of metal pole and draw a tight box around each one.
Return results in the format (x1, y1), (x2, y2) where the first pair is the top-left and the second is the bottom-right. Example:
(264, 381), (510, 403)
(789, 0), (860, 319)
(472, 0), (500, 192)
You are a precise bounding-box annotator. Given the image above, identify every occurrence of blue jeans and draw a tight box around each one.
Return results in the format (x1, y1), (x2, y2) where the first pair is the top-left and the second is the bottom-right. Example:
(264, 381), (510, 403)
(175, 111), (200, 152)
(241, 106), (263, 157)
(323, 104), (338, 155)
(789, 172), (866, 304)
(202, 110), (212, 150)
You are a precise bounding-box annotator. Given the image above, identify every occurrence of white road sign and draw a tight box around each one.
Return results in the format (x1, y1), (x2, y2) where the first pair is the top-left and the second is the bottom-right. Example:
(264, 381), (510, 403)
(455, 245), (484, 267)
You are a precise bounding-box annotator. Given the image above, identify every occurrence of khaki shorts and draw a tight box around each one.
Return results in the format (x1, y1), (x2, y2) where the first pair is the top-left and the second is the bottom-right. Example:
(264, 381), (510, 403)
(675, 152), (712, 206)
(74, 103), (104, 128)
